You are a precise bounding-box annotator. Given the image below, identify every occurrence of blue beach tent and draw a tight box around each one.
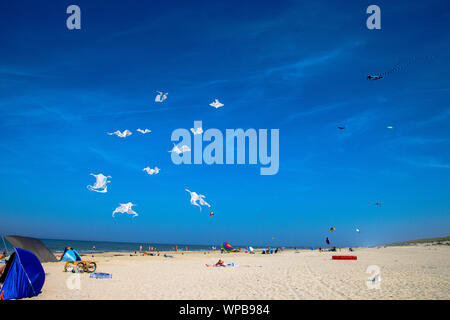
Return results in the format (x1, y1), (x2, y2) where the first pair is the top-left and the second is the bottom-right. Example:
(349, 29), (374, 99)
(0, 248), (45, 300)
(60, 247), (81, 261)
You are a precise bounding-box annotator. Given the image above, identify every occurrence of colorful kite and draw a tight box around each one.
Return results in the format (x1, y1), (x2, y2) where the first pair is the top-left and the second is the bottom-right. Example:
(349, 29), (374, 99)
(330, 227), (336, 232)
(221, 242), (240, 253)
(367, 75), (384, 81)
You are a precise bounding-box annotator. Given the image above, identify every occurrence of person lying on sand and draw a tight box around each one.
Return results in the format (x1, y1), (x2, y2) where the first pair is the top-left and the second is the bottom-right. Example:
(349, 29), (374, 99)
(215, 259), (225, 267)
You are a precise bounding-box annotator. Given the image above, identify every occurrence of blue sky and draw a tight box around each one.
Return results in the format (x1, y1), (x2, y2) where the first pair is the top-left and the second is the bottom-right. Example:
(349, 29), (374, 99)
(0, 0), (449, 247)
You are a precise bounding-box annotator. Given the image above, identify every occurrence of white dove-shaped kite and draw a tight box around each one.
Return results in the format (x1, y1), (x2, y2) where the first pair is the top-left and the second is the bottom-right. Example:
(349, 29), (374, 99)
(185, 189), (211, 211)
(209, 99), (224, 109)
(107, 130), (132, 138)
(190, 127), (203, 135)
(112, 202), (138, 218)
(169, 143), (191, 154)
(137, 128), (151, 134)
(155, 91), (168, 102)
(143, 166), (160, 175)
(87, 173), (111, 193)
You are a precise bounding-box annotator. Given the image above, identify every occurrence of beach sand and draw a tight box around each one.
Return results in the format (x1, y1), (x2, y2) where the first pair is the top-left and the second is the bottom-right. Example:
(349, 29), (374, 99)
(33, 245), (449, 300)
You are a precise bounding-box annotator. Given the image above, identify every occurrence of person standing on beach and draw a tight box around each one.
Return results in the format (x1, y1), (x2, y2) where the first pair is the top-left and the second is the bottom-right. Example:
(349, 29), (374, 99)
(139, 245), (143, 254)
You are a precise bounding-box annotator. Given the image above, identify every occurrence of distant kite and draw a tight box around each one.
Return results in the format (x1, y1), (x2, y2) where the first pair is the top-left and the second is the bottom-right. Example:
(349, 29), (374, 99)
(209, 211), (214, 217)
(326, 237), (330, 245)
(185, 189), (211, 211)
(87, 173), (111, 193)
(137, 128), (151, 134)
(155, 91), (168, 102)
(107, 130), (132, 138)
(372, 202), (382, 207)
(112, 202), (138, 218)
(367, 75), (384, 81)
(367, 56), (433, 81)
(169, 143), (191, 154)
(330, 227), (336, 232)
(337, 126), (345, 130)
(190, 127), (203, 135)
(387, 126), (393, 129)
(210, 99), (224, 109)
(356, 228), (360, 233)
(143, 167), (160, 175)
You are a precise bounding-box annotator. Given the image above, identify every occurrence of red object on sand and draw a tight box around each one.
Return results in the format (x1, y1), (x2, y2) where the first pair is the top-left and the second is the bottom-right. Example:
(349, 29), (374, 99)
(332, 255), (357, 260)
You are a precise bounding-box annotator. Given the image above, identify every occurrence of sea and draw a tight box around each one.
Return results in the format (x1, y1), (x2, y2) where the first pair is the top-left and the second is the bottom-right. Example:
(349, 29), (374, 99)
(1, 237), (219, 254)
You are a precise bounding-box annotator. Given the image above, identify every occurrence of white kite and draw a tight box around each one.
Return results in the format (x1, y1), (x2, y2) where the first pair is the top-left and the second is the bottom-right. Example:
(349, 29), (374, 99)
(112, 202), (138, 218)
(190, 127), (203, 135)
(185, 189), (211, 211)
(169, 143), (191, 154)
(87, 173), (111, 193)
(107, 130), (132, 138)
(155, 91), (168, 102)
(137, 128), (151, 134)
(356, 228), (360, 233)
(209, 99), (224, 109)
(143, 166), (160, 175)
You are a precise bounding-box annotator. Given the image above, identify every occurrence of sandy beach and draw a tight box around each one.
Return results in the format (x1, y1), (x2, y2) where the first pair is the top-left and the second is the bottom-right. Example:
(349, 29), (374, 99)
(32, 245), (450, 300)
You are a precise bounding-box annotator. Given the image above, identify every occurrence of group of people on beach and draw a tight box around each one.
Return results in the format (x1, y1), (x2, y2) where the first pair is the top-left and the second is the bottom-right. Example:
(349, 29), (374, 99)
(261, 247), (281, 254)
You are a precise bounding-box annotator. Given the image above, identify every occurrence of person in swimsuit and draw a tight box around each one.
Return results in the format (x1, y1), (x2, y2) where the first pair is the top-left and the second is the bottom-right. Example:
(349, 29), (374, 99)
(215, 259), (225, 267)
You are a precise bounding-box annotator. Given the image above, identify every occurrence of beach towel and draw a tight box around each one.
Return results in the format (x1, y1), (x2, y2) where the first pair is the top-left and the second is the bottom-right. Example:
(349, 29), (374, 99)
(90, 272), (112, 279)
(205, 263), (237, 267)
(332, 255), (357, 260)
